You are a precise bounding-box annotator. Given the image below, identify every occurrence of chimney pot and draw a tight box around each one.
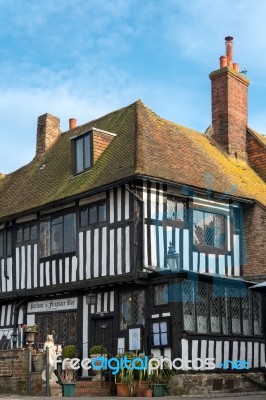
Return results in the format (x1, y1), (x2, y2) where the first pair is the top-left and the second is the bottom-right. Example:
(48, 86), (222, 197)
(69, 118), (77, 130)
(225, 36), (234, 68)
(220, 55), (228, 69)
(233, 63), (239, 72)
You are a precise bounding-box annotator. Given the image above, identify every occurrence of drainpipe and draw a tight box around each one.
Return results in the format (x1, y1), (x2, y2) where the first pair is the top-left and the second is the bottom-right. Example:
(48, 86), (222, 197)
(124, 184), (145, 277)
(12, 297), (27, 348)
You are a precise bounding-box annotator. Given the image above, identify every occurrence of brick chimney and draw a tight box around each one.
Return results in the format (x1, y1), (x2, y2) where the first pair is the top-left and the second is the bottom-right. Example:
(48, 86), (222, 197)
(209, 37), (250, 160)
(36, 113), (61, 157)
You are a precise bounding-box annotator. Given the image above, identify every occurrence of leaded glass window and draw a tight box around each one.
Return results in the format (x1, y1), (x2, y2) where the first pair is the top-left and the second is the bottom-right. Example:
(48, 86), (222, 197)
(196, 282), (208, 333)
(182, 281), (262, 336)
(231, 288), (241, 334)
(193, 210), (225, 248)
(182, 281), (196, 331)
(79, 201), (107, 228)
(75, 133), (91, 174)
(0, 231), (3, 258)
(17, 222), (37, 245)
(167, 196), (186, 221)
(154, 284), (168, 305)
(0, 228), (12, 259)
(40, 213), (76, 257)
(120, 290), (145, 330)
(221, 289), (230, 334)
(151, 321), (168, 346)
(253, 292), (262, 335)
(242, 292), (252, 335)
(210, 285), (220, 333)
(35, 312), (77, 344)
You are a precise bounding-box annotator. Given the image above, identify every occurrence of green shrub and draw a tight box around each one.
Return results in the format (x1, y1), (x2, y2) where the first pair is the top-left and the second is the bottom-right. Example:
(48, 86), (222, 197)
(62, 345), (80, 359)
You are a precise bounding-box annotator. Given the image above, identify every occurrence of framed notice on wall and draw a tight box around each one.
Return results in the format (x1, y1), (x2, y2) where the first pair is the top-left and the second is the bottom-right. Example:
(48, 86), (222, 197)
(129, 326), (142, 351)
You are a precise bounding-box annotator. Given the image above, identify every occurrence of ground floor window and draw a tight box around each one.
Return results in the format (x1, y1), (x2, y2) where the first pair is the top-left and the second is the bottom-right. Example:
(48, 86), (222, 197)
(151, 319), (169, 347)
(35, 312), (77, 344)
(182, 281), (262, 336)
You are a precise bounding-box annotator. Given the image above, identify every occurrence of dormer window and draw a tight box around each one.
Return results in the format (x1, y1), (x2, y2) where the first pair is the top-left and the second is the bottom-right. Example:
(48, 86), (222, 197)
(74, 133), (92, 174)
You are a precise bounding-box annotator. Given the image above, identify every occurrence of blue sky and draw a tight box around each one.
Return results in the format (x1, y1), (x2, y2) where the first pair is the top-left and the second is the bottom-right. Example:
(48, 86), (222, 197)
(0, 0), (266, 173)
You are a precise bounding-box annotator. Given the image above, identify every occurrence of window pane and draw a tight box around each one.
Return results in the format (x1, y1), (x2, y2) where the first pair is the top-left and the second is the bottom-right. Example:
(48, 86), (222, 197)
(231, 288), (241, 334)
(17, 226), (23, 243)
(76, 138), (84, 173)
(89, 205), (97, 224)
(182, 281), (196, 331)
(133, 290), (145, 325)
(253, 293), (262, 335)
(153, 323), (160, 333)
(23, 224), (30, 242)
(221, 289), (229, 334)
(154, 284), (168, 305)
(196, 282), (208, 333)
(120, 292), (132, 330)
(6, 229), (12, 257)
(242, 292), (252, 335)
(193, 210), (204, 245)
(84, 134), (91, 169)
(30, 223), (37, 241)
(51, 223), (63, 254)
(160, 322), (167, 332)
(80, 208), (88, 227)
(153, 333), (160, 346)
(210, 285), (221, 333)
(167, 198), (176, 220)
(64, 213), (76, 252)
(161, 333), (168, 345)
(40, 220), (50, 257)
(193, 210), (225, 248)
(0, 231), (3, 258)
(167, 197), (185, 221)
(99, 202), (106, 222)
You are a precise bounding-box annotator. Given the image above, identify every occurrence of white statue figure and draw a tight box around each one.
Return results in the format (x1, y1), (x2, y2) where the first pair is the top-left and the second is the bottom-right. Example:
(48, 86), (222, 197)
(42, 334), (58, 382)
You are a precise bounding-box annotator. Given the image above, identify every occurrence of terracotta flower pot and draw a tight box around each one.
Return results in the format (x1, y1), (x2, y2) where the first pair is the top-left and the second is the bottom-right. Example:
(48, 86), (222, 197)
(116, 383), (131, 397)
(143, 388), (153, 397)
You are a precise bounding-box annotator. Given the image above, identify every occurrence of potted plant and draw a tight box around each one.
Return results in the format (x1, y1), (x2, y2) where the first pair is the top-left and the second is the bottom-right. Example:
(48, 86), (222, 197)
(114, 352), (137, 397)
(89, 345), (107, 381)
(23, 324), (38, 346)
(148, 360), (173, 397)
(32, 348), (46, 372)
(61, 345), (80, 397)
(23, 323), (38, 333)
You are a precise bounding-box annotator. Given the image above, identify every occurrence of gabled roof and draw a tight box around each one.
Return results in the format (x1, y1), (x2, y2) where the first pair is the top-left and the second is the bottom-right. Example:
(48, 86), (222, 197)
(0, 100), (265, 220)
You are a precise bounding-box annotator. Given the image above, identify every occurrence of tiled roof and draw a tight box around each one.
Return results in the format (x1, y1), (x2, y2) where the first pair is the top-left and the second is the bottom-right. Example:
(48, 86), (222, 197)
(0, 100), (265, 220)
(247, 127), (266, 147)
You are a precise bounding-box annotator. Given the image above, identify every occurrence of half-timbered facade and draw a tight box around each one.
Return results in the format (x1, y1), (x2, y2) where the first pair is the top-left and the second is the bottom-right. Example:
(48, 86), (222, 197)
(0, 37), (265, 376)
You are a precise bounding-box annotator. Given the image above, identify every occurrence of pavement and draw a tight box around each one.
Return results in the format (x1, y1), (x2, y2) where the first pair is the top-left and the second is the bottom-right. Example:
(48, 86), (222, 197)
(0, 392), (266, 400)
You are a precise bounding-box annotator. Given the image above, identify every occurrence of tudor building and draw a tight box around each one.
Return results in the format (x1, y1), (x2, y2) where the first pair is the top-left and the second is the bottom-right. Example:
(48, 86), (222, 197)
(0, 37), (265, 376)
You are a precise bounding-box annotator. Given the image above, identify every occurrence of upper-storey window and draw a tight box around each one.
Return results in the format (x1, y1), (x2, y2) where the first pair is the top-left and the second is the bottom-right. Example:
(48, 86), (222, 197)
(167, 196), (186, 221)
(193, 210), (225, 249)
(74, 133), (92, 174)
(80, 201), (107, 228)
(0, 228), (12, 258)
(17, 222), (37, 244)
(40, 213), (76, 257)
